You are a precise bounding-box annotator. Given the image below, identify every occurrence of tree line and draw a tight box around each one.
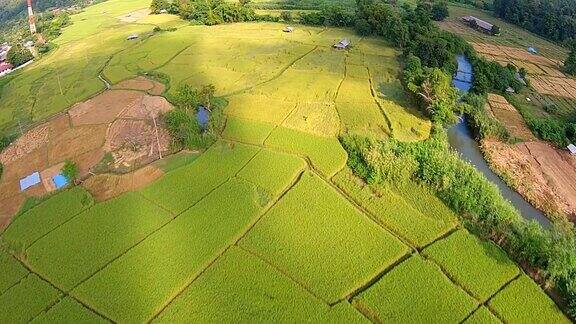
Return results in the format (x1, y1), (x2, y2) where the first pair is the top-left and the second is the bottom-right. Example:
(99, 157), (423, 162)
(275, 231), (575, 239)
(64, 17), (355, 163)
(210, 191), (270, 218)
(493, 0), (576, 45)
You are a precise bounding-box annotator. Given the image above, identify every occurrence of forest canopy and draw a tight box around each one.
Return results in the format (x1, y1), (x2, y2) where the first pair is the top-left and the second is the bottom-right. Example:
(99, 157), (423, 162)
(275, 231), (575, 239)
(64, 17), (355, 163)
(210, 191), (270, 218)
(493, 0), (576, 44)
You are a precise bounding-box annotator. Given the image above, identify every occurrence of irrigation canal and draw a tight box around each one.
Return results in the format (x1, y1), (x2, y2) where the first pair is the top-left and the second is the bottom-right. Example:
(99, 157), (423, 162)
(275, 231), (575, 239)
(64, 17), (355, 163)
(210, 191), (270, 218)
(448, 55), (551, 228)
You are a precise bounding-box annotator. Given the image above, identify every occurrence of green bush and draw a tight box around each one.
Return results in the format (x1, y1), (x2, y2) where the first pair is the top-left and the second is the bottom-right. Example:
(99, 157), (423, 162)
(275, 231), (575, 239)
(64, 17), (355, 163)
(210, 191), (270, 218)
(62, 160), (79, 183)
(464, 93), (510, 141)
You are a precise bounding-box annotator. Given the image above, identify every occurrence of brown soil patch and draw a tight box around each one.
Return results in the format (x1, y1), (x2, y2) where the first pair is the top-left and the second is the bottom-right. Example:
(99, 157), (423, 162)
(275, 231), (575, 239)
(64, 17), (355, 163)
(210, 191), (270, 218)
(0, 126), (49, 165)
(0, 178), (21, 200)
(119, 95), (172, 119)
(116, 8), (150, 23)
(483, 139), (576, 220)
(83, 165), (164, 202)
(69, 90), (143, 126)
(40, 162), (65, 192)
(75, 148), (106, 177)
(0, 193), (25, 230)
(1, 147), (49, 181)
(471, 43), (562, 70)
(104, 119), (171, 169)
(486, 94), (535, 141)
(47, 124), (108, 165)
(113, 76), (165, 96)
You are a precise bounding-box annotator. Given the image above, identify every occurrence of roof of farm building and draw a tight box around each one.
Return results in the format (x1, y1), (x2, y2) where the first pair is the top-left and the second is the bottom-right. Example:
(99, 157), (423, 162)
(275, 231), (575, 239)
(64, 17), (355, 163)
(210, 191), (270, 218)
(461, 16), (494, 31)
(0, 62), (12, 73)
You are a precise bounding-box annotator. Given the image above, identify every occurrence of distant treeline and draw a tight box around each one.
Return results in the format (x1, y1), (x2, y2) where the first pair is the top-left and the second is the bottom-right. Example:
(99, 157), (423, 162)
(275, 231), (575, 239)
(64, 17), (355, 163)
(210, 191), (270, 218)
(151, 0), (270, 25)
(493, 0), (576, 44)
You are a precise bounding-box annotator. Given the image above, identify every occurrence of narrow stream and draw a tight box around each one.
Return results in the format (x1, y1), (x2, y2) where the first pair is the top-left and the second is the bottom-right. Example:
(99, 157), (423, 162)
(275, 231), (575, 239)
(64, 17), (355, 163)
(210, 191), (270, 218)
(448, 55), (551, 228)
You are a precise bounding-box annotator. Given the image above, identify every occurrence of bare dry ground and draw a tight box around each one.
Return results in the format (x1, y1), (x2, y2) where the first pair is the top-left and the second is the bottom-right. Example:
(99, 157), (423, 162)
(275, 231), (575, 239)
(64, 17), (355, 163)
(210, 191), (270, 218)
(486, 94), (535, 140)
(116, 8), (151, 23)
(82, 165), (164, 201)
(0, 78), (173, 226)
(483, 140), (576, 220)
(529, 76), (576, 100)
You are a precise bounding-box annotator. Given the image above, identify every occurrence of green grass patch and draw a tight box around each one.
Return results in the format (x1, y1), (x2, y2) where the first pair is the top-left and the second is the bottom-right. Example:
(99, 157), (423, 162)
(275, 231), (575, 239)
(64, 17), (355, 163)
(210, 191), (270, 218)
(353, 256), (478, 323)
(1, 187), (94, 252)
(222, 117), (275, 145)
(156, 246), (364, 322)
(153, 151), (201, 173)
(488, 275), (569, 323)
(237, 149), (306, 196)
(0, 249), (28, 294)
(73, 179), (266, 323)
(333, 169), (454, 247)
(27, 192), (172, 290)
(265, 126), (347, 177)
(32, 297), (107, 324)
(239, 172), (409, 303)
(140, 141), (259, 214)
(423, 230), (520, 301)
(0, 274), (61, 323)
(464, 306), (501, 324)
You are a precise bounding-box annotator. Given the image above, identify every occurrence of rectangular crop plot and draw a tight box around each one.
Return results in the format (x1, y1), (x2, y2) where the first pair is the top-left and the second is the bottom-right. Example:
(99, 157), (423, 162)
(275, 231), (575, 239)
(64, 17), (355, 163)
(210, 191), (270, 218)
(139, 141), (259, 214)
(32, 297), (107, 324)
(0, 274), (61, 323)
(156, 246), (366, 323)
(353, 256), (478, 323)
(239, 172), (409, 303)
(27, 192), (172, 290)
(221, 117), (275, 145)
(237, 149), (306, 197)
(333, 170), (454, 247)
(422, 230), (519, 301)
(336, 77), (374, 103)
(2, 187), (94, 252)
(488, 275), (569, 323)
(0, 249), (28, 294)
(73, 179), (267, 323)
(265, 127), (347, 177)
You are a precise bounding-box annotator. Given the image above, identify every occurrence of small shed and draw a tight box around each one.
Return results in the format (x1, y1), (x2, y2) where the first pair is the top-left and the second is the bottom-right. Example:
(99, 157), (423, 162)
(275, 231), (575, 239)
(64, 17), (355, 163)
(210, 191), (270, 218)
(505, 87), (515, 94)
(334, 39), (350, 49)
(283, 26), (294, 33)
(127, 34), (139, 41)
(527, 47), (538, 54)
(20, 172), (41, 191)
(568, 144), (576, 155)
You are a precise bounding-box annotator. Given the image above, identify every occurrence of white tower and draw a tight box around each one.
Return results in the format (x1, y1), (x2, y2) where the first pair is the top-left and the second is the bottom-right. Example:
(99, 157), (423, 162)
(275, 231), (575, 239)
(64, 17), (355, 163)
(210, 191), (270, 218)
(27, 0), (37, 35)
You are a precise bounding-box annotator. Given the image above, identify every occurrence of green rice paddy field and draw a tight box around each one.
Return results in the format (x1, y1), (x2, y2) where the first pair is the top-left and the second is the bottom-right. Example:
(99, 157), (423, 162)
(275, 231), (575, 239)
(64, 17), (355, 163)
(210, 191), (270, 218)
(0, 0), (569, 322)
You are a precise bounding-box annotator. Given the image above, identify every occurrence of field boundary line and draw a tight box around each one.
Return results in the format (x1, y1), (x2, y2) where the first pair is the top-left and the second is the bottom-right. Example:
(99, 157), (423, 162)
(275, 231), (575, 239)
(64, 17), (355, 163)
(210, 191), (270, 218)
(236, 243), (331, 304)
(149, 170), (307, 320)
(312, 169), (417, 251)
(7, 252), (116, 323)
(458, 273), (521, 324)
(0, 272), (31, 299)
(222, 45), (318, 97)
(417, 226), (460, 252)
(67, 178), (235, 295)
(342, 252), (414, 305)
(24, 203), (96, 253)
(366, 66), (394, 134)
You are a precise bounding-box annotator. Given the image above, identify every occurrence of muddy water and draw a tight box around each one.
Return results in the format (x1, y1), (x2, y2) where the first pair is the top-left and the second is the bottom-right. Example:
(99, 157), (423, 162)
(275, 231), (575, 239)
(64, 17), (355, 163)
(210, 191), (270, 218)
(448, 55), (551, 228)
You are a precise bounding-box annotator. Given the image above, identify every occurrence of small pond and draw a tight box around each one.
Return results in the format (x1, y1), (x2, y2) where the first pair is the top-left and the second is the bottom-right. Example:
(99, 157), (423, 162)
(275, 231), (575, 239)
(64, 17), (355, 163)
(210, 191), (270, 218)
(197, 106), (210, 129)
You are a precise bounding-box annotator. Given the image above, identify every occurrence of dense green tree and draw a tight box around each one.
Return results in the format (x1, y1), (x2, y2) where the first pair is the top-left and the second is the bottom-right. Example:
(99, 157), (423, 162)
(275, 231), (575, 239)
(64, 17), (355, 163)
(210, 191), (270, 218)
(565, 48), (576, 76)
(6, 44), (33, 67)
(431, 1), (449, 21)
(150, 0), (169, 13)
(62, 160), (78, 183)
(493, 0), (576, 43)
(280, 10), (292, 22)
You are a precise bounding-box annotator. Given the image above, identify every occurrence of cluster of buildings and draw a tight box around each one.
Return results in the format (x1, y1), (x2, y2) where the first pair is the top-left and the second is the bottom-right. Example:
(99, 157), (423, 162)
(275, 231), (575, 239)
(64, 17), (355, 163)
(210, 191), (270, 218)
(0, 44), (13, 77)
